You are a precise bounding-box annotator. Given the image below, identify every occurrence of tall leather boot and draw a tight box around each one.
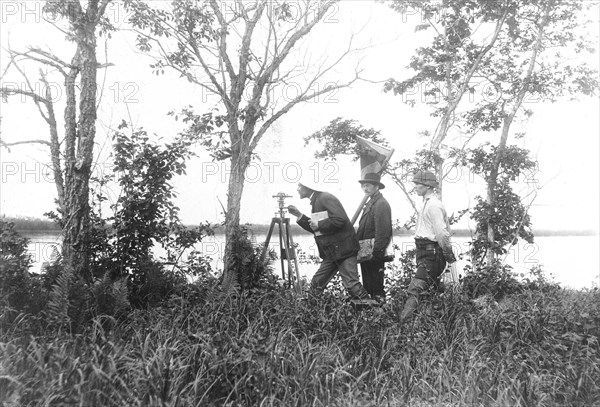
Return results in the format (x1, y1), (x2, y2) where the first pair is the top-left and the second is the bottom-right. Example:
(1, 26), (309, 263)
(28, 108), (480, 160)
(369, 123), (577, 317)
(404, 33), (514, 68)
(400, 278), (428, 322)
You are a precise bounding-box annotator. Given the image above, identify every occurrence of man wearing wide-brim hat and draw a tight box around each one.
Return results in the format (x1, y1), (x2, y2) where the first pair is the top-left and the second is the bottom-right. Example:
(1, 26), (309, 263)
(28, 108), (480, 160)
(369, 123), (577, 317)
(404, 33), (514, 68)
(288, 177), (371, 300)
(356, 172), (393, 302)
(400, 170), (457, 322)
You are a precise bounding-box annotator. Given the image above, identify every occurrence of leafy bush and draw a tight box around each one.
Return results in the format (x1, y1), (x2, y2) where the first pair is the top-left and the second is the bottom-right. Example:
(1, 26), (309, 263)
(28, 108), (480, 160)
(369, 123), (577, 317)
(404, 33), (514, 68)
(1, 123), (217, 333)
(465, 144), (536, 264)
(1, 220), (33, 307)
(85, 122), (215, 308)
(459, 259), (561, 302)
(228, 225), (280, 291)
(0, 220), (47, 322)
(460, 261), (523, 300)
(385, 245), (415, 302)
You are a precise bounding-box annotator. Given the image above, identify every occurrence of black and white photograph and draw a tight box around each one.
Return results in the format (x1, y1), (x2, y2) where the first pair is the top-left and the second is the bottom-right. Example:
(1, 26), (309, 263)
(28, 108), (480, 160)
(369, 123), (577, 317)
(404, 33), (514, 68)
(1, 1), (599, 405)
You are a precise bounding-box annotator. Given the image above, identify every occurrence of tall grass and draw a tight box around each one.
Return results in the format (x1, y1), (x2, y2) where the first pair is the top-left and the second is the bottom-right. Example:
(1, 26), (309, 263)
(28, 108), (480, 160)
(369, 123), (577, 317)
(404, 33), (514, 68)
(2, 282), (599, 406)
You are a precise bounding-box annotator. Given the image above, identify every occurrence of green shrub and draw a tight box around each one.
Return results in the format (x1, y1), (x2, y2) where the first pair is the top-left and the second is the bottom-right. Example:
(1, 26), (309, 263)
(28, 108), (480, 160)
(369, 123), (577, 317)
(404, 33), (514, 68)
(460, 261), (523, 300)
(0, 220), (47, 323)
(385, 246), (415, 303)
(82, 123), (215, 310)
(227, 225), (280, 291)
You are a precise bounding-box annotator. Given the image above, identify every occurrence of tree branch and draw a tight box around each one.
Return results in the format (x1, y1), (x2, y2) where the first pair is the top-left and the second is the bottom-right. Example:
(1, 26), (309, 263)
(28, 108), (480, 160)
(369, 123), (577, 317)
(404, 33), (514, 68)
(0, 139), (52, 149)
(387, 166), (418, 216)
(210, 0), (237, 80)
(257, 1), (338, 89)
(431, 0), (510, 151)
(250, 70), (362, 152)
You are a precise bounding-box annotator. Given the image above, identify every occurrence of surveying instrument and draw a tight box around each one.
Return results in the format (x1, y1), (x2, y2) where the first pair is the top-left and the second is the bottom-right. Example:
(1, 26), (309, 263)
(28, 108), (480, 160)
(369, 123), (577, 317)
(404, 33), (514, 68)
(261, 192), (301, 293)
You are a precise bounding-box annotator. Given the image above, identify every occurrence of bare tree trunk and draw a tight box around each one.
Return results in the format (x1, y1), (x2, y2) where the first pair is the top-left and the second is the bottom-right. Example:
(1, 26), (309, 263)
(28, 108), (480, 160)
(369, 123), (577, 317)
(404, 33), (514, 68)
(62, 12), (99, 283)
(1, 0), (110, 289)
(221, 150), (250, 291)
(485, 170), (498, 265)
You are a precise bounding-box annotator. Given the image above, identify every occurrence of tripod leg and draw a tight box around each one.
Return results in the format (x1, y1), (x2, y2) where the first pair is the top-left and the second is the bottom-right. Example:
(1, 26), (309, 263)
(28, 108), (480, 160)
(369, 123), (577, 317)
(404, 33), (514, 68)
(276, 220), (286, 281)
(261, 219), (276, 264)
(282, 218), (301, 293)
(286, 218), (302, 289)
(262, 218), (287, 280)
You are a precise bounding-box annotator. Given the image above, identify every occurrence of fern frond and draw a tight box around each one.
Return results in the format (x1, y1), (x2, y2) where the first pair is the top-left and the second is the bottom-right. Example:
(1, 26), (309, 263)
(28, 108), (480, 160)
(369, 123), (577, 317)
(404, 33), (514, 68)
(112, 278), (131, 316)
(47, 265), (73, 327)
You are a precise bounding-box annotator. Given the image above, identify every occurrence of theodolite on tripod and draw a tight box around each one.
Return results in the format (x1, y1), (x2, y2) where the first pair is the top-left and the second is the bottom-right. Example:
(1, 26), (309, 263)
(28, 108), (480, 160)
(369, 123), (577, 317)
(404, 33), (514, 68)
(260, 192), (301, 293)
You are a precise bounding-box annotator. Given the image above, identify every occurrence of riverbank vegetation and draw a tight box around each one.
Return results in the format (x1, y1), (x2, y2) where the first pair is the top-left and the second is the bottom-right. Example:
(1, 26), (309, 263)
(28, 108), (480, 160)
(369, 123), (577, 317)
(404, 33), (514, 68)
(2, 275), (599, 405)
(2, 219), (599, 406)
(2, 1), (599, 405)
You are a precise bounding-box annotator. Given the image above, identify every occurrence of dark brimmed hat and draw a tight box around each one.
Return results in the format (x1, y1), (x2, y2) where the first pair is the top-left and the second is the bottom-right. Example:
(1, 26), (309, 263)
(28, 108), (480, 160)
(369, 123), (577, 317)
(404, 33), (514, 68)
(358, 172), (385, 189)
(412, 170), (438, 188)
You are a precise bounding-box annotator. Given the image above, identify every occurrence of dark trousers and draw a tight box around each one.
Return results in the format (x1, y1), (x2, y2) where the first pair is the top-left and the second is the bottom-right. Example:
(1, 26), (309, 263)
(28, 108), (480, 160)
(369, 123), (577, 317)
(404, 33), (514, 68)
(414, 238), (447, 288)
(401, 238), (447, 321)
(360, 260), (385, 298)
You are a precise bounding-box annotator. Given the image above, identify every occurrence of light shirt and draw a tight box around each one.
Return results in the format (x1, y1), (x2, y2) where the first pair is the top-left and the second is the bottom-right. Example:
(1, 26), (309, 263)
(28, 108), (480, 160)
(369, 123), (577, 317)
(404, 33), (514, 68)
(415, 192), (452, 253)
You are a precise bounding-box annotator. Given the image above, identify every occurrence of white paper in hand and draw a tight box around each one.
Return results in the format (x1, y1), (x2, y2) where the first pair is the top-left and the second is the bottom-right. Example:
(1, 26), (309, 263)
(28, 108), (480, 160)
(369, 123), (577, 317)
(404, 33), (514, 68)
(311, 211), (328, 236)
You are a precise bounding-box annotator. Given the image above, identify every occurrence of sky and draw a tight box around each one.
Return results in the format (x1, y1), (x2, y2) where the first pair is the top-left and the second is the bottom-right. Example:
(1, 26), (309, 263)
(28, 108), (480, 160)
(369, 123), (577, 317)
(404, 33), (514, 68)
(1, 0), (599, 234)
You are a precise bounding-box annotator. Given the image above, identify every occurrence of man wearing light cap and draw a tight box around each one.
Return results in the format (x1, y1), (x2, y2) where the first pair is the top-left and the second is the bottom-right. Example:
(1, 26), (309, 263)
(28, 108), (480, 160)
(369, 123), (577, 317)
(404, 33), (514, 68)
(288, 178), (372, 300)
(400, 170), (457, 322)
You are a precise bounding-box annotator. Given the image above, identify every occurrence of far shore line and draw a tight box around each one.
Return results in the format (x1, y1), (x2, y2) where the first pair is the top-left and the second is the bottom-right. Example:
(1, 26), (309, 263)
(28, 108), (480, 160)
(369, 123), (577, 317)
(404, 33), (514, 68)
(5, 216), (597, 238)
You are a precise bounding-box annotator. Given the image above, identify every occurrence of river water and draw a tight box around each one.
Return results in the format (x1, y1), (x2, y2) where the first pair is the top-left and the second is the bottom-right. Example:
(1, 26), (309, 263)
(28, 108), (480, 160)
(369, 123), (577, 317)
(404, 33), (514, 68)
(23, 231), (599, 290)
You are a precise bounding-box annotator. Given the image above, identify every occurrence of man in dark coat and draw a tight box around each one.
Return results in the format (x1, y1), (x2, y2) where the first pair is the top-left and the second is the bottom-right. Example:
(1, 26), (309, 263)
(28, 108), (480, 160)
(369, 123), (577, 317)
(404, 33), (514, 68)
(356, 173), (393, 302)
(288, 179), (371, 300)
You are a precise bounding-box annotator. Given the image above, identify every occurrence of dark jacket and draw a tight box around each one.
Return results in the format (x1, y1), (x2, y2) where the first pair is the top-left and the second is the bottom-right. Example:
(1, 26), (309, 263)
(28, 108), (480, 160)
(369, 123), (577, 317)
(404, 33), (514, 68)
(297, 191), (359, 261)
(356, 191), (392, 257)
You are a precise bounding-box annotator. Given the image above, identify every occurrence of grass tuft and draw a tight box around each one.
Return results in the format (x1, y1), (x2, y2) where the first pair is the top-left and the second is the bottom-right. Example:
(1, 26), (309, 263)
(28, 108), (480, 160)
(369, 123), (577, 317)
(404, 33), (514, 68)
(2, 282), (599, 406)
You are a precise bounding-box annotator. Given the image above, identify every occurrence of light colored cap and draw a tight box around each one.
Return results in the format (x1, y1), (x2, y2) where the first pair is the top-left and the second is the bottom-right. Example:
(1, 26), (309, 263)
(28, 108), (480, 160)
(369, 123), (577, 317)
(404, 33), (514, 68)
(412, 170), (438, 188)
(298, 176), (322, 192)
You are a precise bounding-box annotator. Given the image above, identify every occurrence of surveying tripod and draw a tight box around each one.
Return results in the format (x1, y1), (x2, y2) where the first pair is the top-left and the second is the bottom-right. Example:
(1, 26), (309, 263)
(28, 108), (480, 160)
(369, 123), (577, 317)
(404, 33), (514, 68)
(261, 193), (301, 293)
